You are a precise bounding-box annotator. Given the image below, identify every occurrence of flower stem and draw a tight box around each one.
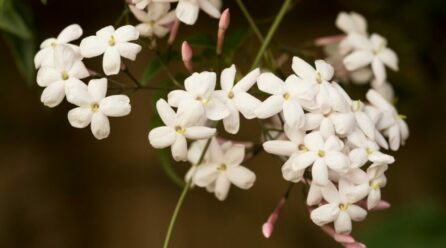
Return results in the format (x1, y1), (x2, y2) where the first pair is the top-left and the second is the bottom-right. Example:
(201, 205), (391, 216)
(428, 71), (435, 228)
(250, 0), (292, 70)
(162, 136), (213, 248)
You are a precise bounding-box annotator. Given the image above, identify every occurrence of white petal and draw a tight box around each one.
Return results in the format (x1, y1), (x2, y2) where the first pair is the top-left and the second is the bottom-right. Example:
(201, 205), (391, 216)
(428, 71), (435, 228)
(324, 135), (344, 151)
(369, 151), (395, 164)
(312, 158), (329, 186)
(184, 126), (216, 140)
(315, 60), (334, 81)
(205, 98), (229, 121)
(310, 203), (339, 226)
(116, 42), (141, 60)
(372, 57), (386, 84)
(306, 183), (322, 205)
(233, 92), (261, 119)
(304, 113), (323, 131)
(325, 151), (349, 173)
(184, 72), (216, 98)
(88, 78), (107, 102)
(283, 100), (305, 128)
(91, 112), (110, 140)
(292, 56), (316, 82)
(215, 173), (231, 201)
(256, 72), (284, 95)
(282, 158), (304, 183)
(37, 67), (60, 87)
(65, 80), (91, 107)
(149, 126), (176, 148)
(321, 181), (341, 203)
(171, 134), (188, 161)
(57, 24), (83, 44)
(220, 65), (236, 91)
(233, 68), (260, 93)
(347, 205), (367, 221)
(40, 81), (65, 107)
(67, 107), (92, 128)
(167, 90), (190, 107)
(176, 0), (200, 25)
(227, 166), (256, 189)
(263, 140), (297, 157)
(224, 144), (245, 166)
(378, 48), (398, 71)
(198, 0), (221, 19)
(349, 148), (368, 168)
(254, 95), (284, 119)
(69, 61), (90, 79)
(284, 124), (305, 144)
(156, 99), (177, 126)
(80, 36), (107, 58)
(96, 26), (115, 38)
(334, 211), (352, 234)
(355, 111), (375, 140)
(223, 105), (240, 134)
(293, 151), (317, 170)
(194, 164), (219, 187)
(100, 95), (131, 117)
(304, 131), (324, 151)
(388, 124), (400, 151)
(103, 48), (121, 75)
(320, 118), (335, 139)
(343, 50), (374, 71)
(114, 25), (139, 42)
(330, 112), (355, 136)
(367, 189), (381, 210)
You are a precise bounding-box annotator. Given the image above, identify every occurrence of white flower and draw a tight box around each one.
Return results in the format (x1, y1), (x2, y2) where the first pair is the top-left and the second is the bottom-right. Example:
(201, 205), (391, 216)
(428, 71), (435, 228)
(371, 79), (394, 102)
(65, 78), (131, 140)
(263, 125), (306, 183)
(255, 72), (316, 128)
(348, 133), (394, 168)
(148, 99), (216, 161)
(193, 140), (256, 201)
(36, 46), (89, 107)
(366, 163), (388, 210)
(335, 12), (368, 55)
(80, 25), (142, 75)
(343, 33), (399, 84)
(173, 0), (221, 25)
(168, 71), (229, 121)
(214, 65), (261, 134)
(310, 180), (368, 234)
(132, 0), (152, 9)
(34, 24), (83, 69)
(366, 89), (408, 151)
(129, 3), (177, 38)
(294, 131), (350, 186)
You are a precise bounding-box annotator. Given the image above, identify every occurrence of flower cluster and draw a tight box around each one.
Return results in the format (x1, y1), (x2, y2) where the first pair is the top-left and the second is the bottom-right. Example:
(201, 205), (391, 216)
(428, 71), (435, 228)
(34, 24), (140, 139)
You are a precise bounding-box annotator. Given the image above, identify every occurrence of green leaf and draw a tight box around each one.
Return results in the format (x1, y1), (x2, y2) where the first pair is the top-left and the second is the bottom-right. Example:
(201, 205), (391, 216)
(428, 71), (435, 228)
(223, 26), (250, 52)
(186, 33), (215, 49)
(2, 32), (36, 85)
(0, 0), (32, 39)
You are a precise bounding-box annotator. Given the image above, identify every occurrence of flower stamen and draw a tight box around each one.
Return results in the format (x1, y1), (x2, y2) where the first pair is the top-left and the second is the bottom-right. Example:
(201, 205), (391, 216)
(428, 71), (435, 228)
(90, 103), (99, 112)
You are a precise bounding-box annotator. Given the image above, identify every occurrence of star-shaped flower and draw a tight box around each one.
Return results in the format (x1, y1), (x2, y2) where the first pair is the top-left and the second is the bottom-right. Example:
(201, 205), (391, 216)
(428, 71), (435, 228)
(129, 3), (177, 38)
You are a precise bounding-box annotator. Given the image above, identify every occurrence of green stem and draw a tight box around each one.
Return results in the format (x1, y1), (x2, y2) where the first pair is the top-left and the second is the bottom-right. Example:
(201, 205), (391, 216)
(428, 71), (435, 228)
(250, 0), (292, 70)
(155, 51), (183, 89)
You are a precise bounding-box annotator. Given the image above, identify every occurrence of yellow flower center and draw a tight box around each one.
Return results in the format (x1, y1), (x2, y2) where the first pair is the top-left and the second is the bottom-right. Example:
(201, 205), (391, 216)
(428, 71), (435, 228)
(316, 72), (322, 84)
(318, 150), (326, 157)
(398, 114), (407, 120)
(90, 103), (100, 112)
(366, 148), (374, 155)
(108, 35), (116, 46)
(61, 71), (69, 81)
(353, 100), (361, 112)
(196, 96), (209, 105)
(217, 164), (227, 171)
(228, 90), (234, 99)
(339, 203), (350, 211)
(298, 144), (308, 152)
(371, 182), (380, 190)
(51, 42), (57, 48)
(175, 126), (186, 134)
(283, 92), (290, 101)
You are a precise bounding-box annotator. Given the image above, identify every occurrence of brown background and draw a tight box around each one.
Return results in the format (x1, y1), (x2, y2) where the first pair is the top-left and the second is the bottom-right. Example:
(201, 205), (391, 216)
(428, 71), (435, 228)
(0, 0), (445, 247)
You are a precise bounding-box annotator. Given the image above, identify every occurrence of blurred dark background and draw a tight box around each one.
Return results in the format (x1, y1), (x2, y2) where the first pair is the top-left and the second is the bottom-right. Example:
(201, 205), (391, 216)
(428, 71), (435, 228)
(0, 0), (445, 247)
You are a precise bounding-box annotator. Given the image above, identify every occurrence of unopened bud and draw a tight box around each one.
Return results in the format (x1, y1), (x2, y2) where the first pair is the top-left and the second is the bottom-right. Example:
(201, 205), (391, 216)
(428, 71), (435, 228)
(182, 41), (193, 73)
(217, 8), (230, 55)
(168, 18), (181, 46)
(262, 198), (286, 238)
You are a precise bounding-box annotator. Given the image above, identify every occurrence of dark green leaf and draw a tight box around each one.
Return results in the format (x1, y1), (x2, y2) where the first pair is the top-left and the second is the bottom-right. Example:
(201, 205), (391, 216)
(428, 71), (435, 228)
(2, 32), (36, 85)
(0, 0), (32, 39)
(223, 26), (250, 52)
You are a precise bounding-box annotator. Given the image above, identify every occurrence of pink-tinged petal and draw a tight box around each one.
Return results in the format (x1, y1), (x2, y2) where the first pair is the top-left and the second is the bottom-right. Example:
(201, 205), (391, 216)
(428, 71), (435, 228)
(88, 78), (107, 102)
(292, 56), (316, 82)
(68, 107), (93, 128)
(334, 211), (352, 234)
(171, 134), (188, 161)
(37, 67), (60, 87)
(100, 95), (131, 117)
(347, 205), (367, 221)
(214, 173), (231, 201)
(220, 64), (236, 91)
(176, 0), (200, 25)
(116, 42), (141, 60)
(103, 48), (121, 75)
(256, 72), (284, 95)
(372, 57), (386, 84)
(343, 50), (374, 71)
(158, 11), (177, 25)
(40, 81), (65, 107)
(312, 158), (329, 186)
(263, 140), (297, 157)
(304, 131), (324, 151)
(233, 68), (260, 93)
(199, 0), (221, 18)
(57, 24), (83, 43)
(233, 91), (261, 119)
(255, 95), (284, 119)
(310, 203), (339, 226)
(148, 126), (176, 149)
(227, 166), (256, 189)
(80, 36), (107, 58)
(90, 112), (110, 140)
(184, 126), (216, 140)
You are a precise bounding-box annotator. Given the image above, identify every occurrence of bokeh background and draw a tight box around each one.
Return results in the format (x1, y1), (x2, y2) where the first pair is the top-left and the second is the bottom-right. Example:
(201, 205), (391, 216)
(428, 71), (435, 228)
(0, 0), (445, 247)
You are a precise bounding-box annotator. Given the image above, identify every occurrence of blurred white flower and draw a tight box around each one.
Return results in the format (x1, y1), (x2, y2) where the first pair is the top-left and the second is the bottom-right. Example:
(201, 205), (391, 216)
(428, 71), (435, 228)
(34, 24), (83, 68)
(173, 0), (221, 25)
(148, 99), (216, 161)
(37, 46), (89, 107)
(366, 163), (388, 210)
(80, 25), (142, 75)
(65, 78), (131, 140)
(214, 65), (261, 134)
(310, 180), (368, 234)
(131, 0), (152, 9)
(193, 139), (256, 201)
(168, 71), (229, 121)
(129, 3), (177, 38)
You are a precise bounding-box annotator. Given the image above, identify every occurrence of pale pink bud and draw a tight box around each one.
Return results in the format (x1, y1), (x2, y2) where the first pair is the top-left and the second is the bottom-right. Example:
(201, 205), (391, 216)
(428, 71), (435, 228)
(314, 34), (346, 46)
(217, 8), (230, 55)
(262, 198), (286, 238)
(182, 41), (193, 72)
(345, 243), (366, 248)
(168, 18), (181, 46)
(357, 199), (391, 211)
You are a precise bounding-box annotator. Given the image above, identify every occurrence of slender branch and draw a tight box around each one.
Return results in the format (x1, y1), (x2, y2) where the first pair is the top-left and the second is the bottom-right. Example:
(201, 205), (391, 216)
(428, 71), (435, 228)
(155, 51), (183, 89)
(250, 0), (292, 70)
(122, 65), (142, 88)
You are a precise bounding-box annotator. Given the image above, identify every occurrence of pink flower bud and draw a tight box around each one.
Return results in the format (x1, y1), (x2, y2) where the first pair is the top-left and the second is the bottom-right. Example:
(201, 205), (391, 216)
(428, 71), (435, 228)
(314, 34), (346, 46)
(262, 198), (286, 238)
(168, 19), (181, 46)
(181, 41), (193, 72)
(217, 8), (230, 55)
